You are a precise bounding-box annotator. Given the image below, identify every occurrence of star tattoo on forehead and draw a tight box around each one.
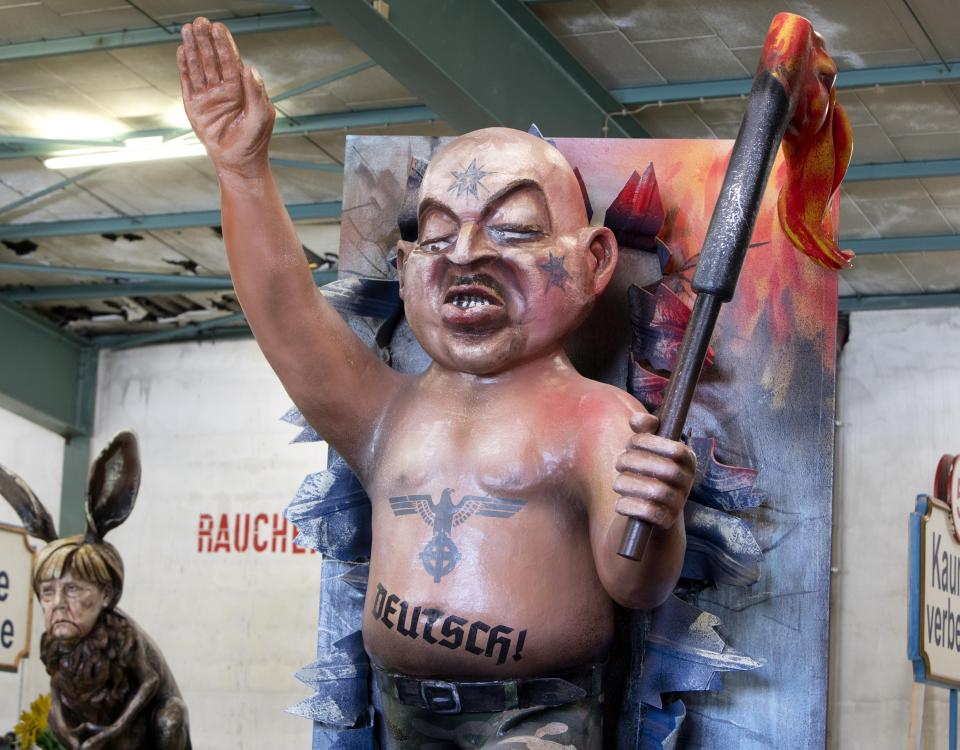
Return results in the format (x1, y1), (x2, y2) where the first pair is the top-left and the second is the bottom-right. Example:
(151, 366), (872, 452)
(448, 159), (493, 198)
(538, 253), (571, 290)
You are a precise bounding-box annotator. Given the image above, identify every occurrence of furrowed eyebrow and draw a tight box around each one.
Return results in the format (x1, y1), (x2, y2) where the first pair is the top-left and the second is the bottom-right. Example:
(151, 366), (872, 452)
(480, 180), (552, 230)
(417, 179), (552, 230)
(417, 198), (459, 227)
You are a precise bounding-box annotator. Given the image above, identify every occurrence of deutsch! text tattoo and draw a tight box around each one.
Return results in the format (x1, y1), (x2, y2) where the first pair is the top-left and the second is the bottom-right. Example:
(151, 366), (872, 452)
(372, 582), (527, 665)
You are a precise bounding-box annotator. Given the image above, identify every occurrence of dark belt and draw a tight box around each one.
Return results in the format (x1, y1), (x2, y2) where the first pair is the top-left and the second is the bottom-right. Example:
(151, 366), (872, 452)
(373, 663), (603, 714)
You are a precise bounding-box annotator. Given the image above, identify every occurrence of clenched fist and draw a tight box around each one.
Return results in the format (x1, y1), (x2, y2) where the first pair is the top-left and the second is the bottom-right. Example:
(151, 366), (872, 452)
(614, 412), (696, 530)
(177, 17), (275, 179)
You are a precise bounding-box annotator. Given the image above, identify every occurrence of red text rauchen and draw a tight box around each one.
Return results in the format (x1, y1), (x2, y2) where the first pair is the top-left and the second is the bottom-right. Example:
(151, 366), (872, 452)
(197, 513), (317, 554)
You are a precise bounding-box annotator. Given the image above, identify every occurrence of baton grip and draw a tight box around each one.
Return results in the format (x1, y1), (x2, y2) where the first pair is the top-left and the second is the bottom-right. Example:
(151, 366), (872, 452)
(617, 294), (722, 561)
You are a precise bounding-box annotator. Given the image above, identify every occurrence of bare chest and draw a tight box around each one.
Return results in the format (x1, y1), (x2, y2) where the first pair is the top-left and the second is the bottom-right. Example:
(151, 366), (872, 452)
(361, 394), (615, 676)
(373, 402), (576, 499)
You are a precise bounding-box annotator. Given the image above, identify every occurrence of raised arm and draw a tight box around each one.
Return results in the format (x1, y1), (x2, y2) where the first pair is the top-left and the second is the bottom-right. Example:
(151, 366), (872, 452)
(177, 18), (403, 472)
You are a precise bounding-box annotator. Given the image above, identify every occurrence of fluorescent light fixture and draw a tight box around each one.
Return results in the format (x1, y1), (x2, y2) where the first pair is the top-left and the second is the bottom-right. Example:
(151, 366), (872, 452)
(44, 137), (207, 170)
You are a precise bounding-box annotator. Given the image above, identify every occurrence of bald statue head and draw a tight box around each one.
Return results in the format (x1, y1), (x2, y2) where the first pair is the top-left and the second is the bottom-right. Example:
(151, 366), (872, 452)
(397, 127), (617, 376)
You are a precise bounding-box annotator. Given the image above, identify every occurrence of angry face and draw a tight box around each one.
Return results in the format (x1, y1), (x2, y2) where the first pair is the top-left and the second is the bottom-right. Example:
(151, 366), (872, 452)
(397, 128), (617, 376)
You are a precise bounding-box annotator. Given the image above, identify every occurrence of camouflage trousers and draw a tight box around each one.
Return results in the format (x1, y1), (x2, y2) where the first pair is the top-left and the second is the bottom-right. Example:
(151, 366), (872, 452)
(373, 680), (603, 750)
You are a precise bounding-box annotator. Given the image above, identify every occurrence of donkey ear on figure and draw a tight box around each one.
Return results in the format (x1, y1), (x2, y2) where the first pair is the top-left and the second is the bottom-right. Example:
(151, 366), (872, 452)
(85, 430), (141, 543)
(0, 463), (58, 542)
(0, 430), (141, 544)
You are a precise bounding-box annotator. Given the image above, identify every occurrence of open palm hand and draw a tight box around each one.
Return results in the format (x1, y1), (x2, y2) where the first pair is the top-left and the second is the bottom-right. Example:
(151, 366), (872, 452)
(177, 17), (275, 179)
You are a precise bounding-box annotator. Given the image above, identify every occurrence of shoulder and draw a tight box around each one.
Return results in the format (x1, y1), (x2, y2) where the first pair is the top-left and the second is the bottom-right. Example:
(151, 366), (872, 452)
(567, 375), (645, 426)
(561, 377), (645, 481)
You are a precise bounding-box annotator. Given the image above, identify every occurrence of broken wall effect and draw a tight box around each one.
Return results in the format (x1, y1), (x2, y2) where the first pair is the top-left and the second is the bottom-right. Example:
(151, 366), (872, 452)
(292, 135), (838, 748)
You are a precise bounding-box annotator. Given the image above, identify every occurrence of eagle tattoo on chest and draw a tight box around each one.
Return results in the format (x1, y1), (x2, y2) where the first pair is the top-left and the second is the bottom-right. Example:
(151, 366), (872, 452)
(388, 489), (527, 582)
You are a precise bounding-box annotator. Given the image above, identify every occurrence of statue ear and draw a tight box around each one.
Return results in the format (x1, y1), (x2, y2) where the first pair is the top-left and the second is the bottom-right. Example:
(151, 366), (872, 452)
(395, 240), (414, 298)
(581, 226), (618, 297)
(101, 582), (115, 608)
(0, 466), (58, 542)
(86, 431), (141, 542)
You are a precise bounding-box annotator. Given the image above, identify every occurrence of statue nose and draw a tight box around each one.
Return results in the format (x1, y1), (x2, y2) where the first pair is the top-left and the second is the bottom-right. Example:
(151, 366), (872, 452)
(447, 223), (500, 266)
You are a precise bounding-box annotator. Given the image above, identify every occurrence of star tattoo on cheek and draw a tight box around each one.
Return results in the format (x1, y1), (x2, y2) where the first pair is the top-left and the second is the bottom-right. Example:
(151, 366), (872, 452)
(538, 252), (571, 290)
(448, 159), (493, 198)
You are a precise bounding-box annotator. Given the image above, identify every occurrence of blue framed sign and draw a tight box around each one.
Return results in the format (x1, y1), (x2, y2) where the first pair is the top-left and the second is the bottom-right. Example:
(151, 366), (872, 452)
(908, 494), (960, 688)
(910, 476), (960, 750)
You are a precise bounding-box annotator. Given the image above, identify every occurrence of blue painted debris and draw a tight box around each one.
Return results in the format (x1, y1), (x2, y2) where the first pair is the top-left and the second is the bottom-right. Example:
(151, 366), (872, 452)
(682, 500), (763, 587)
(312, 720), (375, 750)
(640, 700), (685, 750)
(288, 630), (369, 727)
(281, 405), (321, 445)
(639, 596), (763, 707)
(688, 436), (765, 512)
(526, 123), (557, 146)
(285, 455), (371, 560)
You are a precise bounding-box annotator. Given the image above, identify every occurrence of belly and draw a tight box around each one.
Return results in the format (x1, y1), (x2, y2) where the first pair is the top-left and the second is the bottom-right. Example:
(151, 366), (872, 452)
(363, 494), (614, 678)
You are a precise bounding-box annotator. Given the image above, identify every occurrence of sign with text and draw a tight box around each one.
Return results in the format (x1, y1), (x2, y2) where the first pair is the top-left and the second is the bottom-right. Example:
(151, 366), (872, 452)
(0, 523), (33, 672)
(909, 495), (960, 686)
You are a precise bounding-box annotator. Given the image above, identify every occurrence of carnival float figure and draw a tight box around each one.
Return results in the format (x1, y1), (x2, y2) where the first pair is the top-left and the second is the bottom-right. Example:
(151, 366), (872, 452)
(178, 18), (697, 748)
(0, 432), (190, 750)
(178, 11), (849, 748)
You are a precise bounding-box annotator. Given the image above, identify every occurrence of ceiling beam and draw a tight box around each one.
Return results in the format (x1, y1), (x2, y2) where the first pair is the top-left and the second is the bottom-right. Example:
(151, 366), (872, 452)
(102, 325), (255, 349)
(0, 270), (337, 302)
(91, 311), (248, 350)
(611, 61), (960, 105)
(0, 9), (327, 62)
(308, 0), (646, 137)
(839, 291), (960, 312)
(0, 300), (94, 435)
(272, 60), (378, 103)
(0, 105), (437, 160)
(843, 234), (960, 255)
(272, 105), (436, 136)
(269, 158), (343, 172)
(0, 201), (340, 240)
(844, 159), (960, 182)
(0, 261), (220, 281)
(2, 281), (234, 302)
(0, 168), (102, 216)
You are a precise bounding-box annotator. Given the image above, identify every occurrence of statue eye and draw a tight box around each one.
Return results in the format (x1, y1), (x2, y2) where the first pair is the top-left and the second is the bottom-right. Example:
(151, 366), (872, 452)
(418, 236), (454, 253)
(65, 583), (80, 596)
(487, 226), (541, 244)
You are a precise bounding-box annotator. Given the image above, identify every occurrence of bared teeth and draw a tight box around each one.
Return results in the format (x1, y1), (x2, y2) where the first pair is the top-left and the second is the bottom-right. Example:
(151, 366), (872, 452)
(451, 294), (492, 309)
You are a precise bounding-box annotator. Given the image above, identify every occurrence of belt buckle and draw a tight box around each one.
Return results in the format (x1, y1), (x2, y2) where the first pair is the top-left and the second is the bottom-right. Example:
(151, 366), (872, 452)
(420, 680), (462, 714)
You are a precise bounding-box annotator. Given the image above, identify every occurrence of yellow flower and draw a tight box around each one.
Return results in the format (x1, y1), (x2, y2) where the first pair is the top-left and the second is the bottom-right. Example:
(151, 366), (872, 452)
(14, 694), (52, 749)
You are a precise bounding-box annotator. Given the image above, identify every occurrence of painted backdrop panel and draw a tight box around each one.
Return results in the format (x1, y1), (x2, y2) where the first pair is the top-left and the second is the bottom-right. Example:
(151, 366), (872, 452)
(337, 135), (837, 748)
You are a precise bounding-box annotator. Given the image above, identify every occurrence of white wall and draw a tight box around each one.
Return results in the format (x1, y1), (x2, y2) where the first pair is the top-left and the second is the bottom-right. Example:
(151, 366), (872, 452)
(831, 308), (960, 749)
(0, 408), (63, 731)
(85, 338), (323, 749)
(1, 339), (326, 746)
